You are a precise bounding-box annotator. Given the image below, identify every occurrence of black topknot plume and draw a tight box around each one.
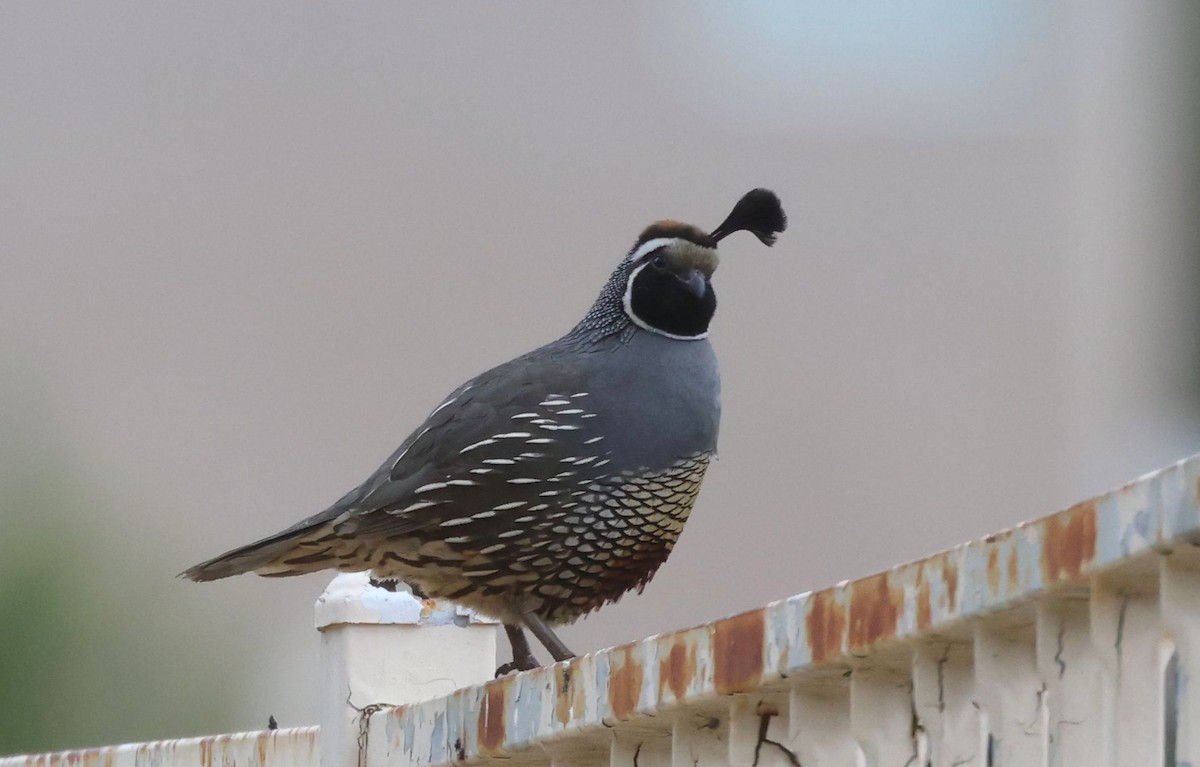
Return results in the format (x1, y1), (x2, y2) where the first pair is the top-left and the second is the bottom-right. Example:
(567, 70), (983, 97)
(709, 188), (787, 246)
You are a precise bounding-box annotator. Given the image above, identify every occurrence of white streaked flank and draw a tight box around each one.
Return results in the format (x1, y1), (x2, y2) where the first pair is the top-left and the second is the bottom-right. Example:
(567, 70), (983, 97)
(459, 438), (497, 454)
(389, 426), (432, 471)
(399, 500), (441, 513)
(428, 396), (457, 417)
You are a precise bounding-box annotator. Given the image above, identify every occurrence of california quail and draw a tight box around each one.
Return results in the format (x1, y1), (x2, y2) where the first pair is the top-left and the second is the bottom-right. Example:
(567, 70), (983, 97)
(183, 189), (787, 672)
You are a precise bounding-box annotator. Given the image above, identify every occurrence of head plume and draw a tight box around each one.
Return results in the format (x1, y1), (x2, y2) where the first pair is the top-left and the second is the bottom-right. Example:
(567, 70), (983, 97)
(709, 188), (787, 246)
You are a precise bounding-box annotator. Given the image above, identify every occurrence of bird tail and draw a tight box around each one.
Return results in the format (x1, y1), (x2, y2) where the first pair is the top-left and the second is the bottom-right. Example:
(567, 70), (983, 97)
(180, 520), (344, 582)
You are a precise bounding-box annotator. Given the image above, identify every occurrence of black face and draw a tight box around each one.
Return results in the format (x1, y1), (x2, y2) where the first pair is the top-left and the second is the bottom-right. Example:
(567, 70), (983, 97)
(627, 250), (717, 339)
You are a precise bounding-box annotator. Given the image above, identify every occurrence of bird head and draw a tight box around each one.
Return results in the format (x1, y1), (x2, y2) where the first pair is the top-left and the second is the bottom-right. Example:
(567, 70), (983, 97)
(621, 188), (787, 340)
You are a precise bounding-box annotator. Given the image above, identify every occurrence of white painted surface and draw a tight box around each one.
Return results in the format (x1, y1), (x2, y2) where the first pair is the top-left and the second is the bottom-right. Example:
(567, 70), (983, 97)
(315, 574), (497, 767)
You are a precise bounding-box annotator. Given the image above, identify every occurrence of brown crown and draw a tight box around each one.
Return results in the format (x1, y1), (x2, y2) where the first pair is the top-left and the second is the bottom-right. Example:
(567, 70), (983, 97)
(634, 220), (716, 251)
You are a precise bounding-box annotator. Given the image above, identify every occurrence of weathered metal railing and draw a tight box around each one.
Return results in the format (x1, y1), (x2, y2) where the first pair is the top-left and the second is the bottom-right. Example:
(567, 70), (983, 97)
(7, 453), (1200, 766)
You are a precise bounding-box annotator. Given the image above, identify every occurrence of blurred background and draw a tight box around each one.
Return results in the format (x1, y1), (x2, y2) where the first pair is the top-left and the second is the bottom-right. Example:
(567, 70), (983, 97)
(2, 0), (1198, 753)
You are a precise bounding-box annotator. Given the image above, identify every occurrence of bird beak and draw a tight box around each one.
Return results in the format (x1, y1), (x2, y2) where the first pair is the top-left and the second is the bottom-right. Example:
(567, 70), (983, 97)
(679, 269), (708, 298)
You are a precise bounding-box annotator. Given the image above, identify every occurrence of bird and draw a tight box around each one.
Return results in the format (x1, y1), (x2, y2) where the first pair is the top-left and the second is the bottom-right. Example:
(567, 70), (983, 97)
(183, 189), (787, 673)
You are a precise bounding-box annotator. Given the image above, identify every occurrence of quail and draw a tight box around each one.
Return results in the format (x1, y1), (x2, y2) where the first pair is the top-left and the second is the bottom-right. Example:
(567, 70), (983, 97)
(183, 189), (787, 673)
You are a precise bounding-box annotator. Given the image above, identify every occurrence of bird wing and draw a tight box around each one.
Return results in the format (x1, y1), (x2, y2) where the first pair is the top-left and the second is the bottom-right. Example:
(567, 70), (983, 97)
(182, 344), (608, 584)
(328, 348), (607, 541)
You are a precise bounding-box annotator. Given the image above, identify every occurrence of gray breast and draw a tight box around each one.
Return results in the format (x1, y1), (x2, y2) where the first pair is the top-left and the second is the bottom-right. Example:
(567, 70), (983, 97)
(579, 332), (720, 472)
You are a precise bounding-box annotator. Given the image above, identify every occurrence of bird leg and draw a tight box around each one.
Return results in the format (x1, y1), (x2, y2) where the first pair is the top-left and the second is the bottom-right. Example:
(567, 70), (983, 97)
(495, 623), (541, 676)
(521, 611), (576, 662)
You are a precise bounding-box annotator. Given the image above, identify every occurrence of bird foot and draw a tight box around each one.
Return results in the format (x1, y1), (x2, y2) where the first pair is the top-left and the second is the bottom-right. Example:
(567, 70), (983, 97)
(494, 652), (541, 677)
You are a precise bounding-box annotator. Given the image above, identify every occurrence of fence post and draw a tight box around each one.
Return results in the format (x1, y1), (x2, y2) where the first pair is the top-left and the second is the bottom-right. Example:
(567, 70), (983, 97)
(314, 573), (499, 767)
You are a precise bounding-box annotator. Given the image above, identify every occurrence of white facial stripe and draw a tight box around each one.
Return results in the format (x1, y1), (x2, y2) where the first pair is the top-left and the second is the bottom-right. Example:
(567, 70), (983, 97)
(621, 261), (710, 341)
(628, 237), (676, 263)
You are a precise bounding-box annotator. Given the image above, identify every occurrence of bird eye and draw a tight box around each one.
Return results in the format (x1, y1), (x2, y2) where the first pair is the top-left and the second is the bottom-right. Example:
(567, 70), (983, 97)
(650, 254), (668, 270)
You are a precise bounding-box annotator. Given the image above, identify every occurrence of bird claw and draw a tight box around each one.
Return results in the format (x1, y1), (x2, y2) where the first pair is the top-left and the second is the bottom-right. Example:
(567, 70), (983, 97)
(494, 653), (541, 677)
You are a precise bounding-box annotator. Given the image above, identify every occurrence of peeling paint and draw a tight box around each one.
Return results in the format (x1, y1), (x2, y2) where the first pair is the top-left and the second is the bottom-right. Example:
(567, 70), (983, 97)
(0, 730), (320, 767)
(609, 647), (644, 720)
(659, 639), (697, 702)
(916, 566), (932, 631)
(713, 609), (765, 694)
(1041, 501), (1097, 583)
(477, 683), (506, 753)
(554, 664), (573, 725)
(806, 589), (846, 664)
(943, 555), (959, 611)
(571, 662), (588, 722)
(987, 547), (1000, 594)
(848, 573), (902, 649)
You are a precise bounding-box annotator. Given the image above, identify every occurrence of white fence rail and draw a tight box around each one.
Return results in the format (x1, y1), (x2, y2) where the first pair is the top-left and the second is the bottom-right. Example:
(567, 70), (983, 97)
(7, 453), (1200, 766)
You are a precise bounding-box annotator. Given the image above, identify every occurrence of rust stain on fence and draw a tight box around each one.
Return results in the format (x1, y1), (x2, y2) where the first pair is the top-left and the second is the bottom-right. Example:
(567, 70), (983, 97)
(916, 567), (932, 631)
(659, 638), (696, 701)
(806, 589), (846, 663)
(255, 733), (268, 767)
(943, 555), (959, 611)
(848, 573), (902, 649)
(1, 729), (320, 767)
(554, 665), (573, 725)
(714, 608), (765, 693)
(1041, 500), (1097, 583)
(477, 683), (507, 753)
(987, 547), (1000, 594)
(608, 647), (644, 720)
